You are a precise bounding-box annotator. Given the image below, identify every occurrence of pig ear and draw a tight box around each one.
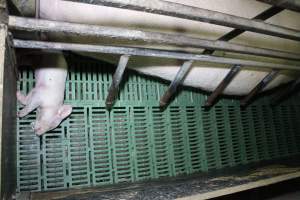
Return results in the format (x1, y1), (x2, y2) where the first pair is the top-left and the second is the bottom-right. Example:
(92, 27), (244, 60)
(57, 105), (72, 119)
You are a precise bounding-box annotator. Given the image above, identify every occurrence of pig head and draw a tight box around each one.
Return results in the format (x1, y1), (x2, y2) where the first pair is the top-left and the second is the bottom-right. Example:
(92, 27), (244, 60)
(17, 53), (72, 135)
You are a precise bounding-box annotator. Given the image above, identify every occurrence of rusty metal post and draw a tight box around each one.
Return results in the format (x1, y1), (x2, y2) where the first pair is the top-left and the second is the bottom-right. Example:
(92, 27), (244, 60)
(205, 65), (241, 107)
(160, 60), (193, 107)
(105, 55), (130, 109)
(241, 69), (279, 106)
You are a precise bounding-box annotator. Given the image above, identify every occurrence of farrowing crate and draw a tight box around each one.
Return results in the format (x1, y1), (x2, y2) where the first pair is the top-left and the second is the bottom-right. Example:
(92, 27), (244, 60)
(17, 54), (300, 192)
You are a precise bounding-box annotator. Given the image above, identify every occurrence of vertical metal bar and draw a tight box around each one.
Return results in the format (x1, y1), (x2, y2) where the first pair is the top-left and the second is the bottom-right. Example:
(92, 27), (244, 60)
(205, 65), (241, 107)
(159, 60), (193, 107)
(105, 55), (130, 108)
(241, 69), (279, 106)
(271, 78), (300, 105)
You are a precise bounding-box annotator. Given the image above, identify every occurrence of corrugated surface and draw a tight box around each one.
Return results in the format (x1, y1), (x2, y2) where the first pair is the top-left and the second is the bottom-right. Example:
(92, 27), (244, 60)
(17, 55), (300, 192)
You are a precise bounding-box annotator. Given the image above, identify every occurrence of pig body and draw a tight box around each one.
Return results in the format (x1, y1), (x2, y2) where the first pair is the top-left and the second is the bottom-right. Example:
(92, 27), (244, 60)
(36, 0), (300, 95)
(17, 53), (72, 135)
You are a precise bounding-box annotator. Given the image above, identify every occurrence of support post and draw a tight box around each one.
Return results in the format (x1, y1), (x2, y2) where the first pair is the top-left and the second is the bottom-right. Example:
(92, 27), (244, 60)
(105, 55), (130, 109)
(0, 0), (17, 199)
(241, 69), (279, 106)
(160, 60), (193, 107)
(205, 65), (241, 107)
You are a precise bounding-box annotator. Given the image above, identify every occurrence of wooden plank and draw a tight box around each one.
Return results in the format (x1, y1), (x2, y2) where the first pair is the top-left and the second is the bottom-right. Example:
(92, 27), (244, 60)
(29, 163), (300, 200)
(176, 171), (300, 200)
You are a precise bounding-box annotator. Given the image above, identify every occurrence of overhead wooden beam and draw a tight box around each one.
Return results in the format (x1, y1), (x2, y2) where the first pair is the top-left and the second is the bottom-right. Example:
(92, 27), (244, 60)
(205, 65), (241, 107)
(241, 69), (279, 106)
(8, 16), (300, 61)
(160, 60), (193, 107)
(65, 0), (300, 41)
(105, 55), (130, 109)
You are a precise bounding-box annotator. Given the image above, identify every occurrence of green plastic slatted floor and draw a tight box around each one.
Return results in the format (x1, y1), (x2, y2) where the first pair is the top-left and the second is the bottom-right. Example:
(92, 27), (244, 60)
(17, 54), (300, 192)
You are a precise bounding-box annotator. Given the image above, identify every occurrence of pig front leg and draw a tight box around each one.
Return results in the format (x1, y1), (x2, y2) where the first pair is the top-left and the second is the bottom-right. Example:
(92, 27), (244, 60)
(17, 89), (41, 117)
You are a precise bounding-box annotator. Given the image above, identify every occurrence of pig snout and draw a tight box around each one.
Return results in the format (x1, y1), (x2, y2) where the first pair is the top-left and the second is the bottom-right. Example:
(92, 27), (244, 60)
(33, 105), (72, 135)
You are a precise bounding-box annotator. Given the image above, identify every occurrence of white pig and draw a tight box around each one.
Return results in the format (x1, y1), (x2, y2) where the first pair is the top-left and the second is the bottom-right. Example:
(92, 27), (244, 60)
(17, 53), (72, 135)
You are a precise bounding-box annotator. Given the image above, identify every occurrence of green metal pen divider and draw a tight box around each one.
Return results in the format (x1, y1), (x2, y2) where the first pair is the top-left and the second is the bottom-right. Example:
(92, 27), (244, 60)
(16, 54), (300, 192)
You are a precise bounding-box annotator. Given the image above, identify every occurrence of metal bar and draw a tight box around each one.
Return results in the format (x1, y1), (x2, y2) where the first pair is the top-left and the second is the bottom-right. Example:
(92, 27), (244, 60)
(203, 6), (284, 55)
(258, 0), (300, 13)
(65, 0), (300, 41)
(241, 69), (279, 106)
(8, 16), (300, 61)
(159, 60), (193, 107)
(205, 65), (241, 107)
(105, 55), (130, 108)
(271, 77), (300, 105)
(13, 39), (300, 71)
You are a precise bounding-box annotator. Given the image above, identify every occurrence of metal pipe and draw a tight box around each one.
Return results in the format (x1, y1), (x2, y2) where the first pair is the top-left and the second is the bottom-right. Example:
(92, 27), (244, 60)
(65, 0), (300, 41)
(160, 60), (193, 107)
(13, 39), (300, 71)
(241, 69), (279, 106)
(203, 6), (284, 55)
(205, 65), (241, 107)
(8, 16), (300, 61)
(105, 55), (130, 108)
(258, 0), (300, 13)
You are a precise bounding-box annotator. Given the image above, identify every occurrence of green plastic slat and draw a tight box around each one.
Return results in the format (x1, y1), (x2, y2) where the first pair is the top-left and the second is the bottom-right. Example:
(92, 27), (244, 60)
(227, 105), (247, 165)
(251, 106), (269, 161)
(261, 106), (279, 159)
(16, 56), (300, 192)
(240, 107), (259, 163)
(90, 107), (113, 185)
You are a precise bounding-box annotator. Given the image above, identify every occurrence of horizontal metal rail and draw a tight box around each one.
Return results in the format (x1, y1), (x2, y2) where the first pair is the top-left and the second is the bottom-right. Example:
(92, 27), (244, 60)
(8, 16), (300, 61)
(65, 0), (300, 41)
(13, 39), (300, 71)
